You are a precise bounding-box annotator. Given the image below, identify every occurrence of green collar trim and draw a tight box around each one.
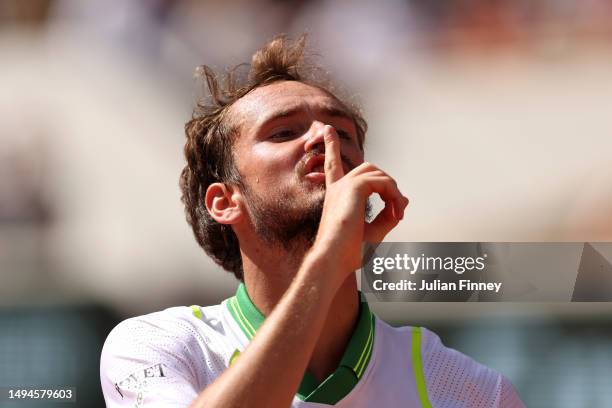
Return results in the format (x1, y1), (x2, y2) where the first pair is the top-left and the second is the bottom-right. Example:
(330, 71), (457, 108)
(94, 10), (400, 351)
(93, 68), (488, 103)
(228, 284), (265, 340)
(226, 283), (375, 404)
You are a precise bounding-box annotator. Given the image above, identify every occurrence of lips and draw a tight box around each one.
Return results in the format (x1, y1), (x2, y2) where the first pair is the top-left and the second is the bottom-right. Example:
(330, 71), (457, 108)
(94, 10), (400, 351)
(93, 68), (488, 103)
(304, 154), (326, 175)
(301, 153), (326, 184)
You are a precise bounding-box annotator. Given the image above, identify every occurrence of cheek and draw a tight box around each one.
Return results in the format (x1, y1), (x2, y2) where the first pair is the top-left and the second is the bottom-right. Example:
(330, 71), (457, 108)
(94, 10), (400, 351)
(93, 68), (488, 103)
(241, 143), (301, 184)
(342, 143), (365, 169)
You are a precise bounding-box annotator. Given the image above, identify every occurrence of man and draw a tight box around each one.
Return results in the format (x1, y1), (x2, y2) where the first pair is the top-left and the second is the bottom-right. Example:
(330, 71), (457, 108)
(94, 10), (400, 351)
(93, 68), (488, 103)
(100, 36), (525, 407)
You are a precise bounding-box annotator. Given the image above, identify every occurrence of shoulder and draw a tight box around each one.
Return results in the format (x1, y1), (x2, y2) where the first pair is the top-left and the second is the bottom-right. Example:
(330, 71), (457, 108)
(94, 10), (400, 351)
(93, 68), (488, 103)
(100, 305), (232, 407)
(377, 321), (524, 408)
(103, 306), (197, 345)
(102, 305), (226, 362)
(419, 327), (524, 408)
(418, 327), (501, 388)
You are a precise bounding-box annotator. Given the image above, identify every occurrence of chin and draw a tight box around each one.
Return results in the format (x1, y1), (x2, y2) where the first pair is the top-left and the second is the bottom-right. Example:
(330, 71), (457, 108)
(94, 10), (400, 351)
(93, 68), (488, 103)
(303, 187), (325, 203)
(301, 179), (326, 193)
(291, 188), (324, 210)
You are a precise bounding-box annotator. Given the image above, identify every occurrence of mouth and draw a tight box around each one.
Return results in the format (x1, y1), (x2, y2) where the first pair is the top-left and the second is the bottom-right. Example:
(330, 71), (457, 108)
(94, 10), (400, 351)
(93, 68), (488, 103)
(302, 154), (326, 183)
(304, 154), (326, 175)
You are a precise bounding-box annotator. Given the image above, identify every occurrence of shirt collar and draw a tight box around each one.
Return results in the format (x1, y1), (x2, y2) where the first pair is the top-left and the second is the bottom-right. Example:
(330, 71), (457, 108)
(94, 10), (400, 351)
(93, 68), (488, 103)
(226, 283), (375, 404)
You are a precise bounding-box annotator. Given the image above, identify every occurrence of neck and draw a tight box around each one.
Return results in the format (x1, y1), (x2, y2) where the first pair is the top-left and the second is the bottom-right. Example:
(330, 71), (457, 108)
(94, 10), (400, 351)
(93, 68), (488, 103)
(241, 243), (360, 382)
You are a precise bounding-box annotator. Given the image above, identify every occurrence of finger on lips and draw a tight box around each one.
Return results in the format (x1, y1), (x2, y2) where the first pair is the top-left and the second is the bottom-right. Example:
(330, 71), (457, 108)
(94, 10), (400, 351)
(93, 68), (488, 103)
(322, 125), (343, 183)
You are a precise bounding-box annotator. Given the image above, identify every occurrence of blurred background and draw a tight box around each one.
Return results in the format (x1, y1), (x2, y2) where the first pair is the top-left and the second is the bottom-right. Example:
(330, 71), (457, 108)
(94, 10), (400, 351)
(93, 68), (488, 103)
(1, 0), (612, 406)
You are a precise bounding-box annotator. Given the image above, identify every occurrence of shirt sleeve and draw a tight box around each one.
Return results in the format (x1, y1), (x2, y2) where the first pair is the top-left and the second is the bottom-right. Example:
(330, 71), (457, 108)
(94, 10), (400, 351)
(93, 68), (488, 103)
(498, 376), (526, 408)
(100, 316), (201, 407)
(420, 327), (526, 408)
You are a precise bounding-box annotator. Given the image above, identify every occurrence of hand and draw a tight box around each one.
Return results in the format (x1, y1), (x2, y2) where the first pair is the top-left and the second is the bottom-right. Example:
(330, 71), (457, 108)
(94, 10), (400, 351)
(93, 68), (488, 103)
(311, 125), (409, 286)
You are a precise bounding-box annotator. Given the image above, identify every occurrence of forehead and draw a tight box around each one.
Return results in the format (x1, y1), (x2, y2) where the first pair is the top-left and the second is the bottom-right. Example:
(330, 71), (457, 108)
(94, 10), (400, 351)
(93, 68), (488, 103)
(229, 81), (351, 132)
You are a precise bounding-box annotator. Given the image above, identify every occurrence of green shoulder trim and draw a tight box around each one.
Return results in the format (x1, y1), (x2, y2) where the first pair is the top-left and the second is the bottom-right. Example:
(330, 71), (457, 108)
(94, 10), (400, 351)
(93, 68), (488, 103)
(190, 305), (202, 320)
(229, 349), (241, 367)
(412, 327), (433, 408)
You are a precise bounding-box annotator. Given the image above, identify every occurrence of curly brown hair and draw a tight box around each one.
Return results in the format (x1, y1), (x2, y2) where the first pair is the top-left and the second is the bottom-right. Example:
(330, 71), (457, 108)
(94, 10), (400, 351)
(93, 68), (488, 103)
(179, 35), (368, 281)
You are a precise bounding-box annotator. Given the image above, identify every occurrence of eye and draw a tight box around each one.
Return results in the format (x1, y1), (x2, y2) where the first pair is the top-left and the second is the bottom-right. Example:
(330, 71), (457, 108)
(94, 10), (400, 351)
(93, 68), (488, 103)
(337, 129), (353, 141)
(269, 128), (298, 141)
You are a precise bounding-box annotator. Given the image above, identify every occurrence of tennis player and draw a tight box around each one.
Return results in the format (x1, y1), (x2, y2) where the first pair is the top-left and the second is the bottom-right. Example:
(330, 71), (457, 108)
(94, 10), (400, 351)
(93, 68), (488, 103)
(100, 35), (525, 407)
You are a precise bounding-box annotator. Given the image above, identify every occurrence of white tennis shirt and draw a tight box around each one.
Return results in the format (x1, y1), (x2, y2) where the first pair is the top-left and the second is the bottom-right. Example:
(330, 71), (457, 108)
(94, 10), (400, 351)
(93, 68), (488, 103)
(100, 284), (525, 407)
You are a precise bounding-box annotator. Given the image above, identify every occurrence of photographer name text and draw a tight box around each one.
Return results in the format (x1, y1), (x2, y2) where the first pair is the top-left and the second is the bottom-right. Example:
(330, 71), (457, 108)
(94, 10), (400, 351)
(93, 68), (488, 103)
(372, 279), (502, 293)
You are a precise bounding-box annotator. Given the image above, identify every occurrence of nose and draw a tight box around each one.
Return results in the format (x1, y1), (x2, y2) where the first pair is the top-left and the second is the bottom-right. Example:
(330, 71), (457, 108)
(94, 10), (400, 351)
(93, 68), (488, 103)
(303, 121), (329, 153)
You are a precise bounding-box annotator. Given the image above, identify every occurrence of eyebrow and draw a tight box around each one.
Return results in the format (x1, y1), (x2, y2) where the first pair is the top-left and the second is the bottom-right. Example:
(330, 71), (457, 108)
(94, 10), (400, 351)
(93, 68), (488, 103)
(251, 102), (364, 152)
(258, 104), (354, 128)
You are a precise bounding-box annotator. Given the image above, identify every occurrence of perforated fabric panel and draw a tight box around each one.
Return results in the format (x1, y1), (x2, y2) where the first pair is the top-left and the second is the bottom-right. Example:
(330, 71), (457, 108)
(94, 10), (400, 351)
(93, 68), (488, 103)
(499, 376), (527, 408)
(101, 306), (526, 408)
(421, 328), (525, 408)
(100, 306), (233, 407)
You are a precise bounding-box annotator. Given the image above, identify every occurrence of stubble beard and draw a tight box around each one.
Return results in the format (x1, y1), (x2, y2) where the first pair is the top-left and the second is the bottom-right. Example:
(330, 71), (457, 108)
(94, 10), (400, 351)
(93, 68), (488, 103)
(241, 179), (325, 252)
(240, 177), (372, 254)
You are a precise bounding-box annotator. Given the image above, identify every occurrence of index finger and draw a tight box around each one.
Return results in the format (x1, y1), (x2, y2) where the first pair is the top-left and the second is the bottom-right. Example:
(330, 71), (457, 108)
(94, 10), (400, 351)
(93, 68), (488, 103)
(323, 125), (344, 184)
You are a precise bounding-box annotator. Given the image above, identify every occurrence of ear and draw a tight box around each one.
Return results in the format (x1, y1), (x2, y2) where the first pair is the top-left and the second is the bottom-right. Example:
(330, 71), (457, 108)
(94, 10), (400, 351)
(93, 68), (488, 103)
(205, 183), (244, 225)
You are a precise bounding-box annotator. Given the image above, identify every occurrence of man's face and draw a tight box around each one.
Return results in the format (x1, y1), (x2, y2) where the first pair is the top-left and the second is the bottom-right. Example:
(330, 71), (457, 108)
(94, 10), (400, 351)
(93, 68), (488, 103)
(229, 81), (365, 247)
